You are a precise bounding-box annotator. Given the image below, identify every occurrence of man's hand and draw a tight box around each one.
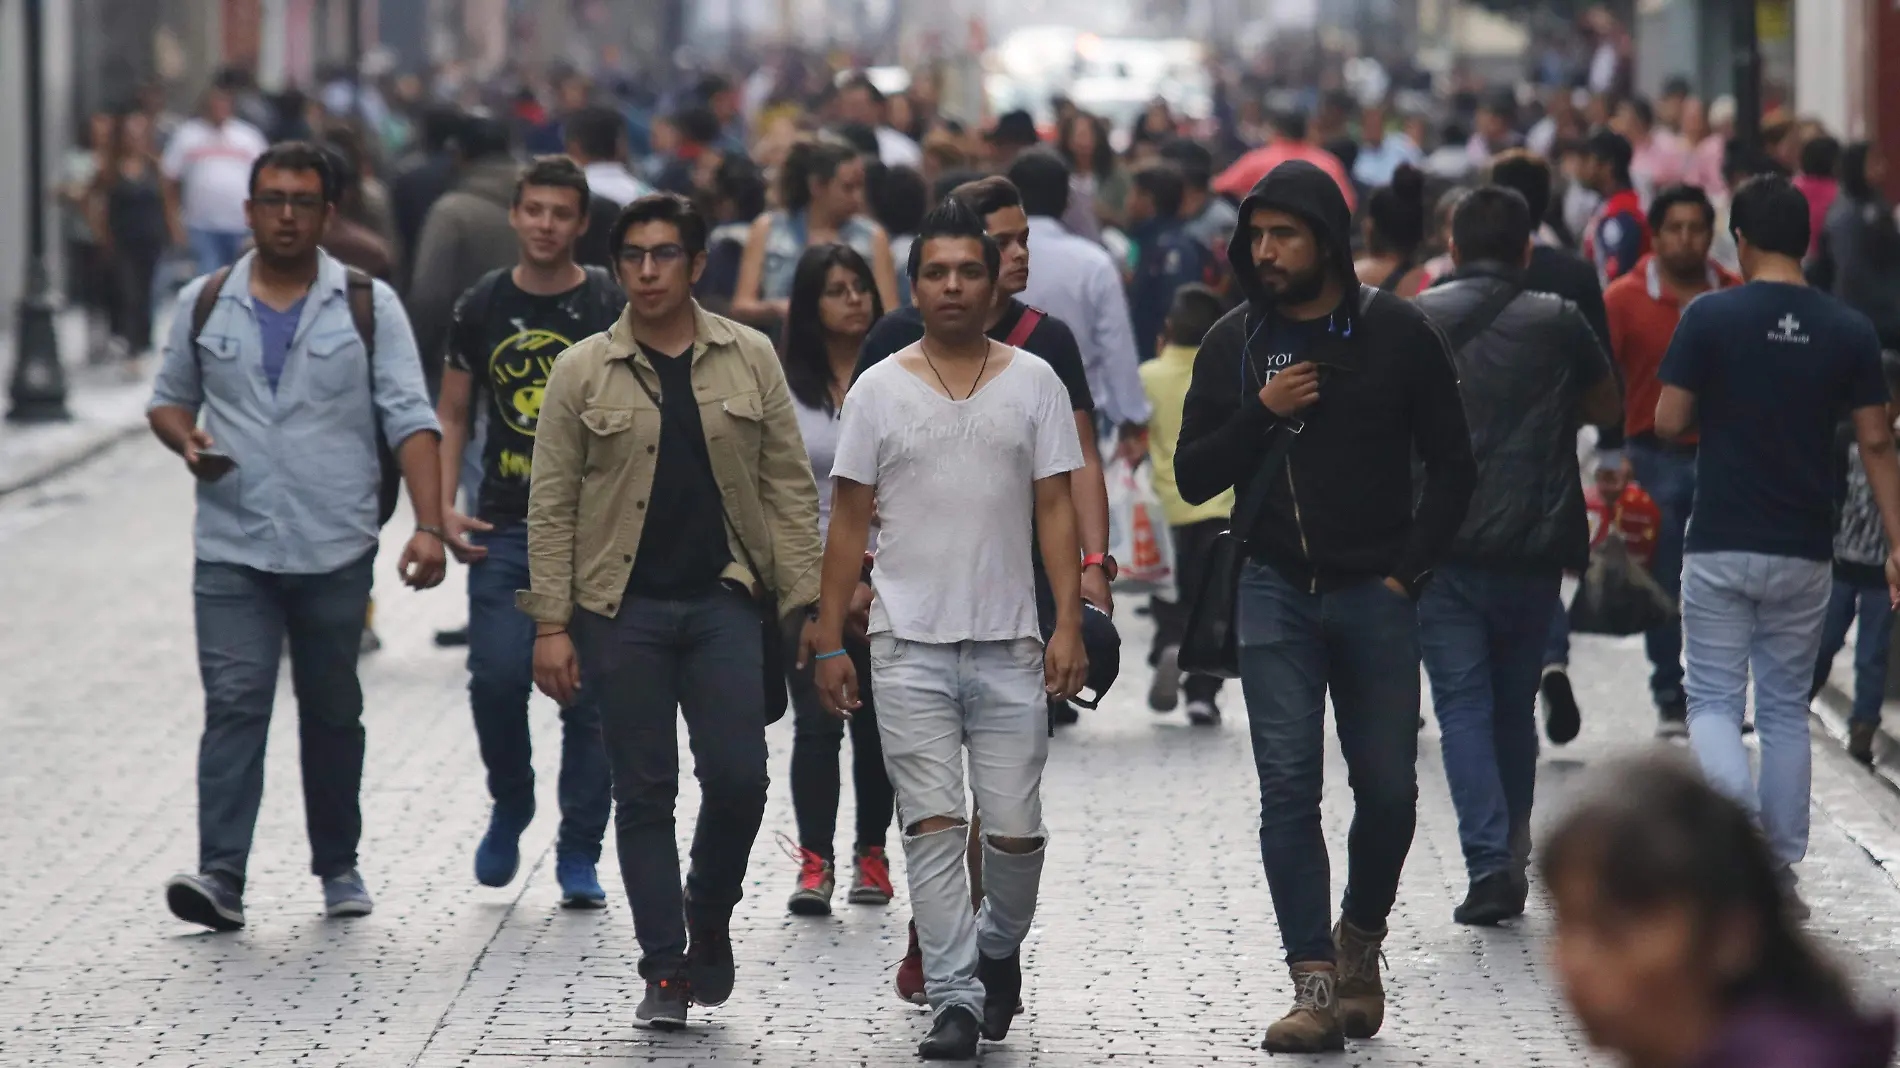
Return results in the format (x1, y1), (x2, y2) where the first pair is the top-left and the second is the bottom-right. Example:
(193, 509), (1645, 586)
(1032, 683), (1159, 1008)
(1115, 424), (1149, 467)
(1080, 567), (1114, 616)
(443, 509), (494, 564)
(1383, 576), (1411, 598)
(398, 529), (447, 589)
(1043, 625), (1089, 701)
(846, 581), (875, 643)
(1258, 362), (1321, 419)
(816, 650), (860, 717)
(1887, 549), (1900, 610)
(793, 613), (824, 669)
(533, 630), (582, 705)
(181, 428), (226, 481)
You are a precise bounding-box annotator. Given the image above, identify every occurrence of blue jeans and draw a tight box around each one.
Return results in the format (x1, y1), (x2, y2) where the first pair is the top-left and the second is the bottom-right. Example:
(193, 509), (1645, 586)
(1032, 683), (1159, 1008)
(193, 551), (375, 886)
(187, 227), (249, 277)
(1814, 579), (1895, 726)
(1418, 566), (1560, 880)
(1236, 561), (1421, 963)
(1543, 595), (1571, 667)
(1682, 552), (1832, 872)
(1630, 441), (1697, 704)
(467, 523), (611, 861)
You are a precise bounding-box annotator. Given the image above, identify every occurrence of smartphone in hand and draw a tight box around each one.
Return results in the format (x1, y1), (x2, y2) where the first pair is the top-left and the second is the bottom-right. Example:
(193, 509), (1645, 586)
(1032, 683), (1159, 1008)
(193, 449), (236, 482)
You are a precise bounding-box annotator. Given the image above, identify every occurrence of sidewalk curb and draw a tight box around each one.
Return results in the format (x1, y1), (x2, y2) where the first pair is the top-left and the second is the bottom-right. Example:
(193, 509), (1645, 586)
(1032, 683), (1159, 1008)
(1814, 681), (1900, 794)
(0, 420), (146, 499)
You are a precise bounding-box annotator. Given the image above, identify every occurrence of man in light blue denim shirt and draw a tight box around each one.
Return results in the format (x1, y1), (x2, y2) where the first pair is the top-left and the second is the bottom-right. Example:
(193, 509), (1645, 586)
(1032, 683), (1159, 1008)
(146, 143), (455, 933)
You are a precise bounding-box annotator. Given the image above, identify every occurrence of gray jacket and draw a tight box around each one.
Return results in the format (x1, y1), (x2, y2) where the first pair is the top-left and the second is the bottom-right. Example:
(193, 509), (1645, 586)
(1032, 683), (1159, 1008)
(405, 158), (522, 388)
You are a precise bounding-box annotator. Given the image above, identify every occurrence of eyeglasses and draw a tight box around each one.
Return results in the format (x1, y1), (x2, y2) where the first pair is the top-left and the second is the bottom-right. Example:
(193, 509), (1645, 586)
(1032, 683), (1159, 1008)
(252, 192), (326, 215)
(617, 243), (687, 267)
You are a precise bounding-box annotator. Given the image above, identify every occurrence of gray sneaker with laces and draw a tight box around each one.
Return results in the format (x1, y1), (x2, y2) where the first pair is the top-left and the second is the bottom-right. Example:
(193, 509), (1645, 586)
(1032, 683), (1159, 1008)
(322, 869), (375, 918)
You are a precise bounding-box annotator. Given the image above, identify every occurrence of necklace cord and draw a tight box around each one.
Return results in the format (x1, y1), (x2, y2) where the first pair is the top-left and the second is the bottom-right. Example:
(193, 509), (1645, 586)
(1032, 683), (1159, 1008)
(920, 338), (992, 401)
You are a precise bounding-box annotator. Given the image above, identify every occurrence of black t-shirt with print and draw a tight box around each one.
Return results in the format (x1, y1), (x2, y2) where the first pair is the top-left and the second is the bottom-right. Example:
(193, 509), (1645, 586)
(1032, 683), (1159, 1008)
(446, 267), (625, 523)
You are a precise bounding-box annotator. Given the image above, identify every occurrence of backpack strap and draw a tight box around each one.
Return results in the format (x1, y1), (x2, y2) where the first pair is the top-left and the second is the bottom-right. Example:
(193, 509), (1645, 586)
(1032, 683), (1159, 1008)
(1003, 305), (1045, 349)
(344, 268), (376, 358)
(189, 266), (234, 346)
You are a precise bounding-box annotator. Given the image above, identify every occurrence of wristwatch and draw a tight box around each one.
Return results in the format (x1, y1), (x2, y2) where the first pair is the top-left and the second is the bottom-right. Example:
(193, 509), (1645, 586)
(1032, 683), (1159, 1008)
(1082, 553), (1118, 581)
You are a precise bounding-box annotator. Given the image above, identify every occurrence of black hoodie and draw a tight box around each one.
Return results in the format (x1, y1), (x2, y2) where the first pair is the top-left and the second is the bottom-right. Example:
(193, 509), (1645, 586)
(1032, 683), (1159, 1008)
(1175, 161), (1476, 594)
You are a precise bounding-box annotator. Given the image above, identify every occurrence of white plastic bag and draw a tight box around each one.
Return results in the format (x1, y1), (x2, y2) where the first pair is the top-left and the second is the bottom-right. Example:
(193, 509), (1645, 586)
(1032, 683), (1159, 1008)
(1106, 457), (1176, 601)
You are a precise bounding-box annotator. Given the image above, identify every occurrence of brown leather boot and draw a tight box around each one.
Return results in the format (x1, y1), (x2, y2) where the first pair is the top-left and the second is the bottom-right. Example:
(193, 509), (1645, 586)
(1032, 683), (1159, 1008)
(1333, 919), (1388, 1039)
(1261, 962), (1344, 1053)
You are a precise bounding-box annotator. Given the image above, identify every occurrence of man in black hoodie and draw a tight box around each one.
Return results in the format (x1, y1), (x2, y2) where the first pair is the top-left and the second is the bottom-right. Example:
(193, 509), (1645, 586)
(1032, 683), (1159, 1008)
(1176, 160), (1476, 1053)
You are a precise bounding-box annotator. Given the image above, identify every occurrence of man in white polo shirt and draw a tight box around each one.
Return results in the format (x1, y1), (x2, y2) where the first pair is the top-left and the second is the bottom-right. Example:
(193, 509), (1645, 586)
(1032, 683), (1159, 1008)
(163, 81), (270, 276)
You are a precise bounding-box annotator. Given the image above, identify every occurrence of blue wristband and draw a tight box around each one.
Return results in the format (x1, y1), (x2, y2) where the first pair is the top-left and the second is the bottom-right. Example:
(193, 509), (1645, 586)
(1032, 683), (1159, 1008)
(813, 649), (848, 661)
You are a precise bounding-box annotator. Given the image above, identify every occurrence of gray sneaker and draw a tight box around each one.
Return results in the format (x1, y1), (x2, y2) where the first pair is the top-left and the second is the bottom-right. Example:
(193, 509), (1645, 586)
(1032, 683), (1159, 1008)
(322, 869), (375, 918)
(165, 872), (245, 932)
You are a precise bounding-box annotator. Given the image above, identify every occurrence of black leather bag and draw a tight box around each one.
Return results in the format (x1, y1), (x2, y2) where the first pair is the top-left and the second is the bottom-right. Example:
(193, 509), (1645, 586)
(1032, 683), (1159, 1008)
(1176, 427), (1298, 678)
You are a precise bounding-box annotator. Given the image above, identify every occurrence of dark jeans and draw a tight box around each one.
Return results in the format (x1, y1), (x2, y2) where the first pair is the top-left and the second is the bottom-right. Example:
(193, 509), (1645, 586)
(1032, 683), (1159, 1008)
(1418, 565), (1559, 880)
(467, 523), (612, 861)
(108, 243), (162, 352)
(1815, 579), (1896, 726)
(1149, 517), (1228, 703)
(193, 551), (375, 887)
(787, 630), (893, 859)
(1630, 441), (1695, 704)
(571, 584), (770, 979)
(1235, 560), (1420, 963)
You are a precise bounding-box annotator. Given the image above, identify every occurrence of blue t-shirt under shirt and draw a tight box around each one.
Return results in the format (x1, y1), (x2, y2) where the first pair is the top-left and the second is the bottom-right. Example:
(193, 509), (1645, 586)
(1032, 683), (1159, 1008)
(1658, 282), (1887, 560)
(255, 296), (306, 393)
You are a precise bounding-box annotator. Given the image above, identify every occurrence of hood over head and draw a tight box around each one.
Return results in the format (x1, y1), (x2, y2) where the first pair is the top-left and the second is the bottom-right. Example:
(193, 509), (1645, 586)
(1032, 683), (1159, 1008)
(1226, 160), (1362, 318)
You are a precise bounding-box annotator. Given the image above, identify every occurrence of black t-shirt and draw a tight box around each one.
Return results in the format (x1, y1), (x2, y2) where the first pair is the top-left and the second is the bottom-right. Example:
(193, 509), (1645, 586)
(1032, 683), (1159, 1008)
(446, 267), (625, 523)
(625, 344), (732, 597)
(854, 299), (1096, 414)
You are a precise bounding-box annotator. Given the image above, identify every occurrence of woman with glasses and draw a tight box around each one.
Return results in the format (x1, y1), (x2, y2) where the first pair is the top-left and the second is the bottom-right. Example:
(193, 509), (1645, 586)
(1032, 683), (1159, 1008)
(732, 139), (898, 332)
(776, 243), (897, 917)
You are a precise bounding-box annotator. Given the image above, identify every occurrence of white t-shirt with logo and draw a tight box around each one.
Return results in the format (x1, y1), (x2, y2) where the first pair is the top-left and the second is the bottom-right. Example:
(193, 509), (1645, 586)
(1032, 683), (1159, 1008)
(161, 118), (270, 234)
(831, 347), (1084, 644)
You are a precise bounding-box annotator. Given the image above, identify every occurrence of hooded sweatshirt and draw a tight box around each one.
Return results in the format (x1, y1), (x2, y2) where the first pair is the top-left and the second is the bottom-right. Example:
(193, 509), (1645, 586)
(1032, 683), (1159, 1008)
(1175, 161), (1476, 594)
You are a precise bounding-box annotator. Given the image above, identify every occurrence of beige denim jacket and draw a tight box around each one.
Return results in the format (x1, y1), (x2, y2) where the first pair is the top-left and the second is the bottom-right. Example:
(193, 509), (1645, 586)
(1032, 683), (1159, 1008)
(516, 302), (821, 624)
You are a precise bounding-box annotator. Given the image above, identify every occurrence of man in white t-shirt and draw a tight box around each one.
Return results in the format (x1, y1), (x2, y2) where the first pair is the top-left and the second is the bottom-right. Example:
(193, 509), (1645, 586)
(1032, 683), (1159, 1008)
(813, 200), (1088, 1060)
(163, 85), (270, 276)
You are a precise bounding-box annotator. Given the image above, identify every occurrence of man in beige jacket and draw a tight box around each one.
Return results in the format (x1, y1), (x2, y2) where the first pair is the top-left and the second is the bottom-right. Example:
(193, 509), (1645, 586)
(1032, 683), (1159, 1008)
(518, 193), (822, 1030)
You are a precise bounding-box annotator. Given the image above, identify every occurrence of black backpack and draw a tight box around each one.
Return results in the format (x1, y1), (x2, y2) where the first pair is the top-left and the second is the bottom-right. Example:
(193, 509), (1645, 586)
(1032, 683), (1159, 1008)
(191, 266), (401, 527)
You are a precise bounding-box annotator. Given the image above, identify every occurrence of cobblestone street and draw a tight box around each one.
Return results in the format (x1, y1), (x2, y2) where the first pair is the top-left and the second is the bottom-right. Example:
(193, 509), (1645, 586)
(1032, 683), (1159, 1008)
(7, 441), (1900, 1067)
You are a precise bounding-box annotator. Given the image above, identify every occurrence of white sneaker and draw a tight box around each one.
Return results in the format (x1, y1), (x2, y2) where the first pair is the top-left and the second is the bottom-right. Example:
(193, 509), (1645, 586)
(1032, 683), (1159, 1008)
(1185, 699), (1220, 726)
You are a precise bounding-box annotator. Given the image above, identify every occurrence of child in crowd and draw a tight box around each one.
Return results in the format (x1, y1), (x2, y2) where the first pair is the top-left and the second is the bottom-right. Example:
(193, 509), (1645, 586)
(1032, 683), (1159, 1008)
(1812, 349), (1900, 764)
(1139, 284), (1230, 725)
(1543, 753), (1895, 1068)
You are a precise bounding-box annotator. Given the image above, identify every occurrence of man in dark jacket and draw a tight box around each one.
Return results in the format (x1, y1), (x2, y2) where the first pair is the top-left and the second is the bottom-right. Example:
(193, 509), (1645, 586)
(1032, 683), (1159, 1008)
(406, 117), (523, 396)
(1411, 186), (1621, 927)
(1175, 160), (1476, 1054)
(1125, 161), (1219, 363)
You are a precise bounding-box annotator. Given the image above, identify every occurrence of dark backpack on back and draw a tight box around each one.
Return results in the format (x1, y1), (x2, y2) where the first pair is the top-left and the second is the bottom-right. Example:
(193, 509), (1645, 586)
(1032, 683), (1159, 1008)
(191, 266), (401, 527)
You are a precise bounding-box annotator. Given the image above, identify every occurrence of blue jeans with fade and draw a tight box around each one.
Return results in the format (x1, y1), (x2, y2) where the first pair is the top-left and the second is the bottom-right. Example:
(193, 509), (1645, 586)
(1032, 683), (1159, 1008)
(1236, 560), (1421, 964)
(1814, 579), (1896, 727)
(1418, 565), (1560, 881)
(466, 522), (612, 861)
(1629, 441), (1697, 704)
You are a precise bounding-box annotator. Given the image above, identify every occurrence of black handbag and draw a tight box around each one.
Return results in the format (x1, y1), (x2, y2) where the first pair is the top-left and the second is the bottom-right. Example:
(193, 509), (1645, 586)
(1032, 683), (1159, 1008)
(1176, 426), (1298, 678)
(628, 364), (791, 724)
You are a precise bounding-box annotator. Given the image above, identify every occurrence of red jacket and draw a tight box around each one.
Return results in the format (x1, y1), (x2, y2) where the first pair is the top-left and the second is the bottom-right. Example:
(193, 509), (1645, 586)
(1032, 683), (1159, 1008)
(1604, 254), (1742, 440)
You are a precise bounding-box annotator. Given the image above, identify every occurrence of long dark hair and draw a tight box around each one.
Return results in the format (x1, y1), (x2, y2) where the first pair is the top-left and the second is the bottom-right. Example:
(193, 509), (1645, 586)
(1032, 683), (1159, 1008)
(1057, 112), (1116, 181)
(778, 138), (858, 214)
(1841, 141), (1884, 203)
(1540, 753), (1854, 1017)
(781, 243), (885, 414)
(1366, 163), (1428, 258)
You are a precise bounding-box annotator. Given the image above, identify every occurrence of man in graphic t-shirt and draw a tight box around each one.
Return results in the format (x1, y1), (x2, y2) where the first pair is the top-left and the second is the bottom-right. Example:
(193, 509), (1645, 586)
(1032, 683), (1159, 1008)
(1655, 175), (1900, 918)
(814, 199), (1088, 1060)
(437, 156), (626, 909)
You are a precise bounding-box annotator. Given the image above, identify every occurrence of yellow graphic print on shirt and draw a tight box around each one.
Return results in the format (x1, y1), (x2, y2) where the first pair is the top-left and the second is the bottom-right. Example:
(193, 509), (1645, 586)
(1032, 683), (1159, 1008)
(490, 327), (573, 480)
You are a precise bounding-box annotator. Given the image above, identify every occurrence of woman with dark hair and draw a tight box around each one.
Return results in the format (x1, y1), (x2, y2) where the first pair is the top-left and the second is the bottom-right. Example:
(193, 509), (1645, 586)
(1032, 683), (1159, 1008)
(1542, 753), (1894, 1068)
(1056, 111), (1129, 240)
(1352, 163), (1430, 296)
(695, 154), (770, 314)
(733, 138), (898, 328)
(868, 164), (928, 307)
(777, 243), (896, 917)
(87, 109), (180, 361)
(1815, 143), (1900, 350)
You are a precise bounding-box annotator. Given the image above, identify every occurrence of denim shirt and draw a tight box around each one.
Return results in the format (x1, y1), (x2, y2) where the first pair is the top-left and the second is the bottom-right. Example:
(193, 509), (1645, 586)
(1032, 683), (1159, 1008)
(149, 250), (440, 574)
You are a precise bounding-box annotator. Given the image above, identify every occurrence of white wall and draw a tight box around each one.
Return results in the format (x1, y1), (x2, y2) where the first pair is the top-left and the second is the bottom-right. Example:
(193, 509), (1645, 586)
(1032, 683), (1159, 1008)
(1794, 0), (1866, 138)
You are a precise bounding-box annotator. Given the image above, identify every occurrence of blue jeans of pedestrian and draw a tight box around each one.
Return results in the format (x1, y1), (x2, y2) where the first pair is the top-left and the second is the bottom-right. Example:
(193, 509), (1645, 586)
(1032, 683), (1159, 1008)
(1814, 579), (1895, 726)
(193, 551), (375, 887)
(1236, 561), (1421, 963)
(1418, 565), (1560, 881)
(1543, 595), (1571, 667)
(467, 523), (611, 862)
(1682, 552), (1832, 873)
(1630, 441), (1697, 704)
(187, 227), (249, 277)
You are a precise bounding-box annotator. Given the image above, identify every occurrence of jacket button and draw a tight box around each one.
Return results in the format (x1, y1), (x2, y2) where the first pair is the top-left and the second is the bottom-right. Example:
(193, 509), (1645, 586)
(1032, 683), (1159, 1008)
(647, 444), (656, 454)
(606, 603), (616, 613)
(636, 500), (646, 510)
(623, 554), (632, 563)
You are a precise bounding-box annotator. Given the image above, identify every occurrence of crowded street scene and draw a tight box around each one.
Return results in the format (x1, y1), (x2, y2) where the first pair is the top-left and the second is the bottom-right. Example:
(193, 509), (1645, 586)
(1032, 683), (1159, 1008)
(9, 0), (1900, 1064)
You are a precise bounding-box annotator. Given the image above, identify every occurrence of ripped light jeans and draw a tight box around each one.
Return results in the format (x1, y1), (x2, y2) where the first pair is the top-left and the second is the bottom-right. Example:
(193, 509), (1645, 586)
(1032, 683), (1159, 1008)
(870, 634), (1050, 1018)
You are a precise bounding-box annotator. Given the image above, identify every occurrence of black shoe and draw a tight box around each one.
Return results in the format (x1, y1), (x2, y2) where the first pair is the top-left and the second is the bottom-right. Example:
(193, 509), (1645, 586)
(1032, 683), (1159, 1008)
(1507, 869), (1530, 918)
(164, 871), (245, 932)
(1656, 697), (1689, 739)
(434, 626), (469, 647)
(1541, 667), (1580, 745)
(1453, 870), (1519, 926)
(635, 977), (690, 1030)
(1048, 699), (1079, 727)
(918, 1005), (981, 1060)
(976, 949), (1024, 1041)
(686, 909), (735, 1007)
(1849, 721), (1878, 764)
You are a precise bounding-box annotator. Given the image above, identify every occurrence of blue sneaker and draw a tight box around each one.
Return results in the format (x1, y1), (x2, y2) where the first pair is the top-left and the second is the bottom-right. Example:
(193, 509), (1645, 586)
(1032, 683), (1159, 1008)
(322, 870), (375, 918)
(165, 871), (245, 932)
(556, 855), (608, 910)
(474, 801), (535, 887)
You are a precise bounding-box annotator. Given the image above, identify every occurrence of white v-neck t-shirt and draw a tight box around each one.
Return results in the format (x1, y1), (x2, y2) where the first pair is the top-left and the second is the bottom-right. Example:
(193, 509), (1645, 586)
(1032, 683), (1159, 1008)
(831, 346), (1084, 644)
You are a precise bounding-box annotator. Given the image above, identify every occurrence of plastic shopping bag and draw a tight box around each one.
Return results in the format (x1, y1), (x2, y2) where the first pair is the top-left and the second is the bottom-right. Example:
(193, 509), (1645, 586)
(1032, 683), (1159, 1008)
(1568, 532), (1676, 636)
(1107, 457), (1176, 601)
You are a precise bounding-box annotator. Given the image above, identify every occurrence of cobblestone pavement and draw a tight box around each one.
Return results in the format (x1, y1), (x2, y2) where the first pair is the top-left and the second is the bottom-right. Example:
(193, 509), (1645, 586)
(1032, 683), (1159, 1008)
(6, 441), (1900, 1067)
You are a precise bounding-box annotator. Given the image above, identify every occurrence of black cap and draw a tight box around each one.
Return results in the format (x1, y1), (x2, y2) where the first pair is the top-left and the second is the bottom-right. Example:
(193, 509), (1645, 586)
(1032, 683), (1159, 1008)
(1052, 602), (1122, 710)
(987, 109), (1040, 147)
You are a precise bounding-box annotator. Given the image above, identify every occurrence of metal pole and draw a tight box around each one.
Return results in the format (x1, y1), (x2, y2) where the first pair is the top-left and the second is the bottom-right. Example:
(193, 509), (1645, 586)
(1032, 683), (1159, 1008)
(349, 0), (364, 121)
(9, 0), (72, 424)
(1733, 0), (1763, 160)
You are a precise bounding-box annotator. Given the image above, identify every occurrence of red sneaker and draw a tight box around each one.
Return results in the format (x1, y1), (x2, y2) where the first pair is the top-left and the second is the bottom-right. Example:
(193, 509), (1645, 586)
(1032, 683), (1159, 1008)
(786, 846), (834, 917)
(849, 846), (894, 905)
(895, 919), (926, 1004)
